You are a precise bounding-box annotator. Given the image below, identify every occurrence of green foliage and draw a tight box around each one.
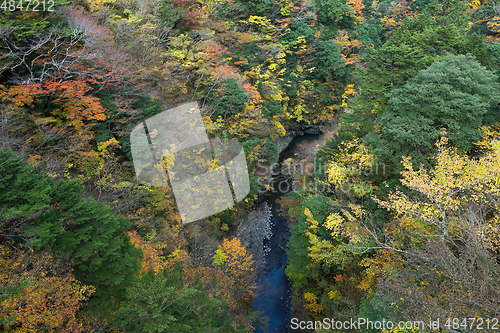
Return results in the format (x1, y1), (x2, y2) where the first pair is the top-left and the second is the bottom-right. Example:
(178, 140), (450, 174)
(0, 149), (141, 308)
(243, 43), (265, 67)
(357, 296), (389, 333)
(487, 42), (500, 77)
(263, 140), (279, 164)
(423, 0), (469, 31)
(0, 0), (70, 40)
(262, 98), (282, 118)
(286, 195), (333, 288)
(341, 17), (492, 143)
(53, 196), (142, 302)
(114, 266), (241, 333)
(0, 150), (54, 225)
(158, 0), (188, 28)
(376, 54), (500, 167)
(341, 42), (432, 141)
(311, 39), (347, 83)
(212, 78), (249, 120)
(356, 23), (383, 48)
(241, 138), (260, 157)
(281, 21), (315, 45)
(241, 0), (274, 15)
(409, 0), (433, 11)
(315, 0), (355, 29)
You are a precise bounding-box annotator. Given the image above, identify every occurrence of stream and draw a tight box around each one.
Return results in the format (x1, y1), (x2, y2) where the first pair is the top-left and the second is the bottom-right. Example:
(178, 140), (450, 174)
(252, 134), (323, 333)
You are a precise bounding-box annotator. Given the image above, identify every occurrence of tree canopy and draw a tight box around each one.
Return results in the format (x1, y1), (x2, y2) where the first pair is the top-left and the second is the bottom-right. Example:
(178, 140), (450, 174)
(376, 54), (500, 167)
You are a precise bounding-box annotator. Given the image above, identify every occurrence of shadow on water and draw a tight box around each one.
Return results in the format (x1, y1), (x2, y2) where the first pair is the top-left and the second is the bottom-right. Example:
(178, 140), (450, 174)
(252, 134), (321, 333)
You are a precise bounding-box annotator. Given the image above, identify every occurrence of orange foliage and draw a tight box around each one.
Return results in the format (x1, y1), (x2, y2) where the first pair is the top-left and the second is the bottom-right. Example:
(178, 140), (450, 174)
(216, 238), (255, 303)
(334, 274), (345, 282)
(334, 30), (363, 66)
(214, 64), (241, 83)
(242, 83), (263, 108)
(218, 237), (254, 281)
(381, 0), (416, 36)
(0, 245), (94, 332)
(182, 266), (238, 309)
(347, 0), (364, 24)
(44, 80), (105, 122)
(128, 231), (166, 275)
(6, 79), (106, 144)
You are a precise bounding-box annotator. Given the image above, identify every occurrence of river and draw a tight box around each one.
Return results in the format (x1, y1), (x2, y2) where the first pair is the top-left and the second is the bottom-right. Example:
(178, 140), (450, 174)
(252, 134), (324, 333)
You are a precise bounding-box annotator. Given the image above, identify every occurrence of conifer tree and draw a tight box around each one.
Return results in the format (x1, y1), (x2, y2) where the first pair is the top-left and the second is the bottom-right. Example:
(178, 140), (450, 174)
(376, 54), (500, 168)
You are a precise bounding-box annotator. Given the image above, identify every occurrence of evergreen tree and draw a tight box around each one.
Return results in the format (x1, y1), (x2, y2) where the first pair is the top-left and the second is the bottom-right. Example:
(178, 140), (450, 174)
(376, 54), (500, 168)
(0, 149), (142, 309)
(315, 0), (355, 29)
(212, 78), (249, 120)
(114, 266), (244, 333)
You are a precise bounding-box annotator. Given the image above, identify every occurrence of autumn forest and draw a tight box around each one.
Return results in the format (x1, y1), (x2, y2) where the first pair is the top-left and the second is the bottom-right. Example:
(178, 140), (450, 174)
(1, 0), (500, 331)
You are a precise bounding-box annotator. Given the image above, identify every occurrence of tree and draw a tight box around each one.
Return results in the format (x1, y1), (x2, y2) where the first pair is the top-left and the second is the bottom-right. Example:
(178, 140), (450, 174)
(113, 265), (244, 333)
(3, 79), (107, 156)
(158, 0), (188, 28)
(339, 42), (433, 142)
(0, 149), (142, 310)
(128, 230), (166, 275)
(0, 0), (71, 42)
(374, 239), (500, 322)
(1, 7), (138, 87)
(0, 245), (94, 332)
(243, 0), (274, 15)
(376, 54), (500, 168)
(351, 137), (500, 320)
(212, 78), (249, 120)
(286, 195), (335, 289)
(284, 194), (363, 321)
(311, 39), (348, 83)
(214, 238), (255, 304)
(340, 8), (491, 144)
(315, 0), (356, 29)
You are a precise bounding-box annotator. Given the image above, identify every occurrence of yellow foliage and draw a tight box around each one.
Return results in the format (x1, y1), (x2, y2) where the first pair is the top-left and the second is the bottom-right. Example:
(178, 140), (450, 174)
(326, 138), (374, 188)
(243, 16), (279, 36)
(341, 84), (356, 107)
(212, 249), (227, 266)
(304, 208), (319, 234)
(293, 103), (306, 122)
(327, 289), (341, 303)
(327, 161), (348, 186)
(468, 0), (480, 8)
(273, 121), (287, 136)
(324, 213), (344, 237)
(0, 245), (94, 332)
(87, 0), (116, 11)
(203, 0), (233, 13)
(375, 137), (500, 250)
(304, 292), (324, 314)
(487, 16), (500, 34)
(474, 125), (500, 152)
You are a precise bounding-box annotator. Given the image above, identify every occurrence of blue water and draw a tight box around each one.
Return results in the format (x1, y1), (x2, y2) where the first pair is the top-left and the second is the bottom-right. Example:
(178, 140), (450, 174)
(252, 203), (292, 333)
(252, 134), (320, 333)
(253, 267), (291, 332)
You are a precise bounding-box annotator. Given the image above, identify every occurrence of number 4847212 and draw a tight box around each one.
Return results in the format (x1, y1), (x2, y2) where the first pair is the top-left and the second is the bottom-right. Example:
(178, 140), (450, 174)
(1, 0), (54, 11)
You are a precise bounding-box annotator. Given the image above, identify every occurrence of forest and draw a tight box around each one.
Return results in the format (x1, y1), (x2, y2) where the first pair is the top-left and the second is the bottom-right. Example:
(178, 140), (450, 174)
(1, 0), (500, 331)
